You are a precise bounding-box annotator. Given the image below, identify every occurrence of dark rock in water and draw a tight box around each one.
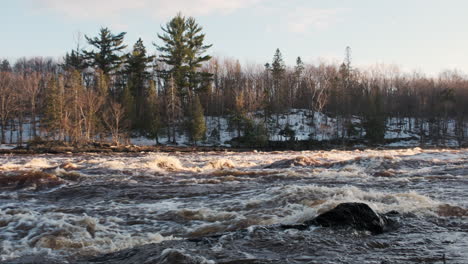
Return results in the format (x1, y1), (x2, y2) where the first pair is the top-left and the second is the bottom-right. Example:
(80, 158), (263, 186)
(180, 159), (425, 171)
(305, 203), (397, 235)
(75, 242), (217, 264)
(150, 249), (214, 264)
(0, 171), (65, 191)
(3, 254), (66, 264)
(265, 156), (321, 168)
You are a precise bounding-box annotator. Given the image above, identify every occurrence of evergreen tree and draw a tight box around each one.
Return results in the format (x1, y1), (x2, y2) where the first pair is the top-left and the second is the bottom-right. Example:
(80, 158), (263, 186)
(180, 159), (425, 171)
(121, 84), (135, 128)
(271, 49), (285, 79)
(0, 59), (11, 72)
(293, 56), (305, 109)
(279, 124), (296, 141)
(263, 62), (272, 121)
(157, 14), (189, 96)
(146, 81), (162, 144)
(156, 13), (212, 101)
(63, 50), (86, 72)
(189, 95), (206, 144)
(83, 27), (127, 75)
(125, 38), (155, 130)
(241, 118), (269, 147)
(363, 86), (386, 144)
(185, 17), (213, 94)
(270, 49), (286, 116)
(337, 46), (354, 141)
(294, 57), (304, 78)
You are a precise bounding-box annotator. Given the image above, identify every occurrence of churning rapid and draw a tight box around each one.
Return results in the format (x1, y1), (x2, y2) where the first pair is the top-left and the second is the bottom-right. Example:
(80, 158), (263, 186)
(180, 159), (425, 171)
(1, 148), (467, 263)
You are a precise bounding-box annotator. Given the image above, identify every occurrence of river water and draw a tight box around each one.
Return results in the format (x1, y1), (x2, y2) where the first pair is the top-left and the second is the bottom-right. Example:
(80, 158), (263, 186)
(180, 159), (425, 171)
(1, 148), (467, 263)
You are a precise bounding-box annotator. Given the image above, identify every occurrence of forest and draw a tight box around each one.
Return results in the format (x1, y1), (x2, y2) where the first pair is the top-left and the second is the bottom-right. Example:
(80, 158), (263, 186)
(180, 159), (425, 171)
(1, 13), (467, 148)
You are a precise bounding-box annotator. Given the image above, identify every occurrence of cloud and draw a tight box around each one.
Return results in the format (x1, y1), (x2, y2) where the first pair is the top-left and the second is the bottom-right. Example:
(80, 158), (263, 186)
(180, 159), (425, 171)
(287, 8), (345, 33)
(31, 0), (263, 20)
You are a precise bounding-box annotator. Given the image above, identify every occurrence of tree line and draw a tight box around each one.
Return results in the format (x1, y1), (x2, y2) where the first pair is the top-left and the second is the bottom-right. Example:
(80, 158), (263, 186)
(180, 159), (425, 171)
(1, 13), (467, 147)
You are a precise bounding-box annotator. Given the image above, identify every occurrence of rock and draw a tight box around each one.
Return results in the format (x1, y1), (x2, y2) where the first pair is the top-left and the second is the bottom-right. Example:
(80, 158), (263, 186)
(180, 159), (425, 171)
(265, 156), (321, 168)
(373, 170), (395, 177)
(150, 249), (214, 264)
(59, 162), (79, 170)
(0, 171), (65, 191)
(437, 204), (468, 217)
(305, 203), (397, 235)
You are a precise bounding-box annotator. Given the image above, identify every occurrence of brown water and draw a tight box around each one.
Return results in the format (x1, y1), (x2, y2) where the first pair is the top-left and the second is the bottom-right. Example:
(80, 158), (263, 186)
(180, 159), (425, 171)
(1, 148), (467, 263)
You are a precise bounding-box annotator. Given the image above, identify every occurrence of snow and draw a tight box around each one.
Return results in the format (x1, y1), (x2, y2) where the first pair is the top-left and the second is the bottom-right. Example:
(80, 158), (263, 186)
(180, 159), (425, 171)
(130, 109), (465, 147)
(1, 110), (465, 148)
(0, 144), (16, 150)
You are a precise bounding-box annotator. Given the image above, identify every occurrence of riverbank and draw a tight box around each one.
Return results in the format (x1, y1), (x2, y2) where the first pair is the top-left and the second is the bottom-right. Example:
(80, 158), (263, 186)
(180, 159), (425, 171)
(1, 136), (464, 155)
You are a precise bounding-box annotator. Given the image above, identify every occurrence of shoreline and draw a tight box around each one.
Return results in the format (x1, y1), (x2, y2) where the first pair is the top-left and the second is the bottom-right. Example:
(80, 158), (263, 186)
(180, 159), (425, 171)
(0, 140), (463, 155)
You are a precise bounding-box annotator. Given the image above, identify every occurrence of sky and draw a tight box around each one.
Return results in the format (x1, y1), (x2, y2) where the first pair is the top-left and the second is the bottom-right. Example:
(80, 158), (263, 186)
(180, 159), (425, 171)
(1, 0), (468, 75)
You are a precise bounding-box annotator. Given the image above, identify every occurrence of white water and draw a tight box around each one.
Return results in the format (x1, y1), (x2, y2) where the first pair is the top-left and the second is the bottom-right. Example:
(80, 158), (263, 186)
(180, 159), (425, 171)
(0, 148), (467, 263)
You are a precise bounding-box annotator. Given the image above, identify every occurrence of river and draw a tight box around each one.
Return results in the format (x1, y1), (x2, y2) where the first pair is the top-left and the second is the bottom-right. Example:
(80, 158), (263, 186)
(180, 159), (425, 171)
(1, 148), (467, 263)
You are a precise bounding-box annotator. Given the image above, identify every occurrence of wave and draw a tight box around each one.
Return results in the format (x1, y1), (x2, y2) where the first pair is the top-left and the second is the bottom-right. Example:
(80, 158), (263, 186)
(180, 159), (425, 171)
(0, 207), (178, 261)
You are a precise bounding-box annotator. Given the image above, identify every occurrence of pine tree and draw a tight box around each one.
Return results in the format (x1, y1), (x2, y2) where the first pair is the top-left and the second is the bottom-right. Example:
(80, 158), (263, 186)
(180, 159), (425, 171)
(363, 87), (386, 144)
(293, 56), (305, 109)
(157, 14), (189, 97)
(338, 46), (353, 141)
(0, 59), (11, 72)
(185, 17), (213, 95)
(156, 13), (212, 101)
(294, 57), (304, 78)
(146, 81), (162, 144)
(189, 95), (206, 144)
(271, 49), (285, 79)
(121, 84), (135, 128)
(263, 62), (272, 122)
(270, 49), (286, 117)
(83, 27), (127, 75)
(63, 50), (86, 72)
(125, 38), (155, 131)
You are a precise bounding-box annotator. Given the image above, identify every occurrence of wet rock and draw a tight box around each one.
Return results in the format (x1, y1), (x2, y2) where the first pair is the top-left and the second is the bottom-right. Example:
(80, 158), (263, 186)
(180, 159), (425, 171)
(150, 248), (214, 264)
(0, 171), (65, 191)
(437, 204), (468, 217)
(57, 171), (82, 182)
(4, 254), (66, 264)
(305, 203), (397, 235)
(373, 170), (395, 177)
(82, 245), (215, 264)
(265, 156), (321, 168)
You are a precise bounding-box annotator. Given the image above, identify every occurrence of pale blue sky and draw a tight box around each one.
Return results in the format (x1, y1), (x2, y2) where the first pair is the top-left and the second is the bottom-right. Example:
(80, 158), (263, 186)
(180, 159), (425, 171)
(2, 0), (468, 75)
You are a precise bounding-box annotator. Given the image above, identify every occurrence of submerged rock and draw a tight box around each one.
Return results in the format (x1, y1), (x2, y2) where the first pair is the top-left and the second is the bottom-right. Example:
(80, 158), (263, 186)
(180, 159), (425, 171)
(151, 248), (215, 264)
(437, 204), (468, 217)
(305, 202), (397, 235)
